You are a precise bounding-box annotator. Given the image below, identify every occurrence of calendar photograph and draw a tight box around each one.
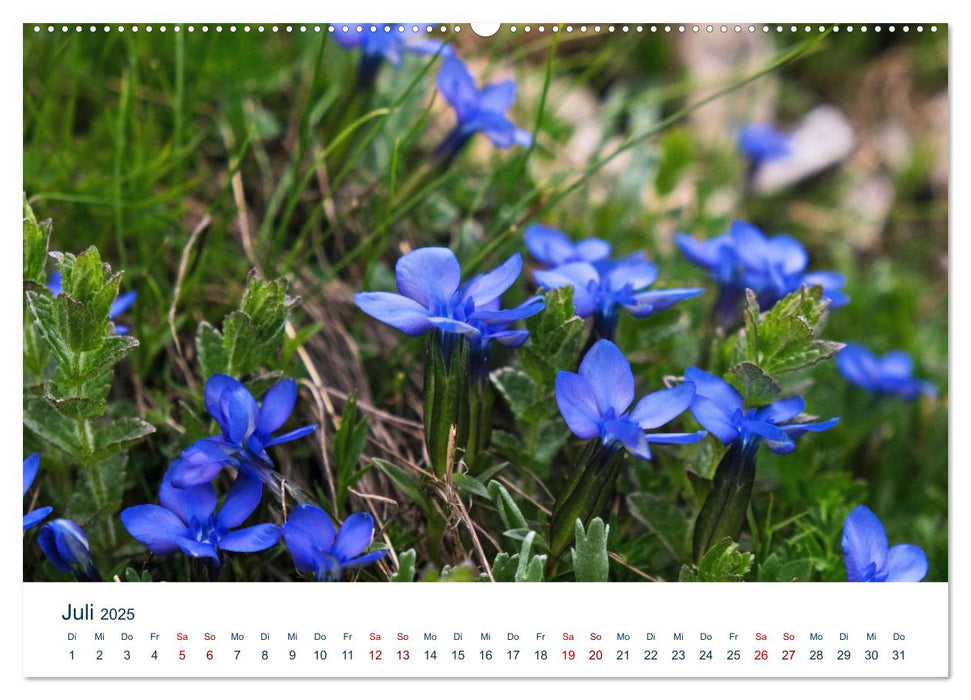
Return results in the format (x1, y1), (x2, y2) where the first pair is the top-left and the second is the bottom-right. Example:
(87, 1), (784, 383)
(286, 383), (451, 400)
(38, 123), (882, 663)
(23, 22), (947, 592)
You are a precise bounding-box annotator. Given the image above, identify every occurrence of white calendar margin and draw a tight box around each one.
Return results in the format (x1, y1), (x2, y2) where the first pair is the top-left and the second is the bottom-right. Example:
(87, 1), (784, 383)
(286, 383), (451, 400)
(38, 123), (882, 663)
(7, 0), (961, 696)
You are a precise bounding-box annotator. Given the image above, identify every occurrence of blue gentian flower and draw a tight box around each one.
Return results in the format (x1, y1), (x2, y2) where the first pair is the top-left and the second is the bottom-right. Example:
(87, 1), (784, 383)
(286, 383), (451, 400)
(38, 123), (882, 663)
(332, 24), (450, 86)
(842, 505), (927, 582)
(331, 23), (448, 63)
(676, 220), (847, 326)
(555, 340), (704, 460)
(23, 453), (53, 530)
(49, 270), (137, 335)
(38, 518), (100, 581)
(685, 366), (838, 454)
(354, 247), (542, 361)
(737, 124), (791, 164)
(534, 252), (703, 340)
(167, 375), (317, 489)
(121, 470), (280, 564)
(434, 55), (532, 162)
(525, 224), (612, 268)
(282, 505), (387, 582)
(836, 344), (936, 400)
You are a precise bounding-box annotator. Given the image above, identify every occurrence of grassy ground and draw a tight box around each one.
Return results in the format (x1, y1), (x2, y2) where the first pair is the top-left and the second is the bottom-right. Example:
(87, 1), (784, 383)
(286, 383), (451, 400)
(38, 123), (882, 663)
(23, 25), (947, 582)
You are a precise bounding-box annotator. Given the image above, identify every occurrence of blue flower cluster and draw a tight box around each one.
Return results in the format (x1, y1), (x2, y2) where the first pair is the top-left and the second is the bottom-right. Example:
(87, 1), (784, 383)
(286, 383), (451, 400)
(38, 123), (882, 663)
(837, 344), (935, 400)
(677, 220), (847, 326)
(118, 375), (385, 580)
(528, 224), (704, 340)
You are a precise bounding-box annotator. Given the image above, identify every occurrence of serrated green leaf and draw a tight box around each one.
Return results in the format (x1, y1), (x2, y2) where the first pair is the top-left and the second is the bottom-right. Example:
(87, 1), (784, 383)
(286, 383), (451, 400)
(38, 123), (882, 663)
(87, 418), (156, 465)
(694, 537), (754, 582)
(196, 321), (228, 378)
(728, 361), (782, 405)
(572, 517), (609, 582)
(627, 493), (691, 563)
(23, 199), (50, 281)
(490, 367), (536, 421)
(23, 397), (80, 456)
(68, 453), (127, 522)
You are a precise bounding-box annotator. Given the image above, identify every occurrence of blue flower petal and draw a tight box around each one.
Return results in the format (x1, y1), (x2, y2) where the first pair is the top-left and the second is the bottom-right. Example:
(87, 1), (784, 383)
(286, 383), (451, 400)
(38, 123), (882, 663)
(354, 292), (434, 336)
(283, 504), (337, 555)
(781, 417), (839, 437)
(176, 537), (220, 562)
(533, 263), (599, 317)
(768, 235), (809, 275)
(460, 253), (522, 307)
(742, 419), (796, 454)
(426, 317), (481, 336)
(23, 453), (40, 495)
(160, 472), (217, 525)
(885, 544), (929, 582)
(263, 423), (318, 448)
(109, 290), (137, 317)
(676, 233), (729, 273)
(574, 238), (612, 263)
(604, 259), (657, 293)
(204, 374), (245, 430)
(395, 247), (461, 309)
(257, 379), (297, 438)
(602, 417), (650, 459)
(628, 288), (704, 315)
(645, 431), (707, 445)
(437, 56), (479, 120)
(120, 505), (187, 555)
(578, 340), (635, 415)
(167, 438), (236, 488)
(342, 549), (388, 569)
(837, 344), (880, 387)
(630, 382), (695, 430)
(334, 512), (376, 561)
(880, 351), (914, 380)
(477, 80), (516, 113)
(684, 367), (744, 415)
(23, 506), (53, 530)
(216, 470), (263, 529)
(842, 505), (889, 582)
(489, 329), (530, 348)
(753, 396), (806, 425)
(688, 395), (739, 445)
(555, 371), (602, 440)
(526, 225), (583, 266)
(38, 519), (93, 574)
(470, 301), (543, 324)
(218, 524), (281, 553)
(48, 270), (63, 295)
(223, 383), (259, 444)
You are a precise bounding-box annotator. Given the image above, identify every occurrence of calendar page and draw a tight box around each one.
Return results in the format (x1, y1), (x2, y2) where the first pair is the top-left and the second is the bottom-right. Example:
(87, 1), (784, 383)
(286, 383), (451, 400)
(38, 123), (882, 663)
(19, 9), (951, 689)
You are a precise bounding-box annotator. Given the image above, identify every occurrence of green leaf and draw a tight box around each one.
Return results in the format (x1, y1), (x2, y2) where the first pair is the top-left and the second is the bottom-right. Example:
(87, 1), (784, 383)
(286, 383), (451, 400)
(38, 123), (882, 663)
(682, 537), (754, 582)
(758, 553), (814, 582)
(487, 481), (528, 532)
(68, 453), (127, 522)
(23, 197), (50, 281)
(731, 287), (844, 402)
(453, 472), (490, 499)
(333, 396), (369, 508)
(728, 361), (781, 405)
(521, 286), (583, 387)
(196, 321), (229, 378)
(23, 397), (80, 456)
(490, 552), (519, 582)
(627, 492), (690, 563)
(87, 418), (156, 465)
(572, 517), (609, 582)
(196, 275), (299, 378)
(371, 459), (433, 516)
(390, 549), (417, 582)
(490, 367), (536, 421)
